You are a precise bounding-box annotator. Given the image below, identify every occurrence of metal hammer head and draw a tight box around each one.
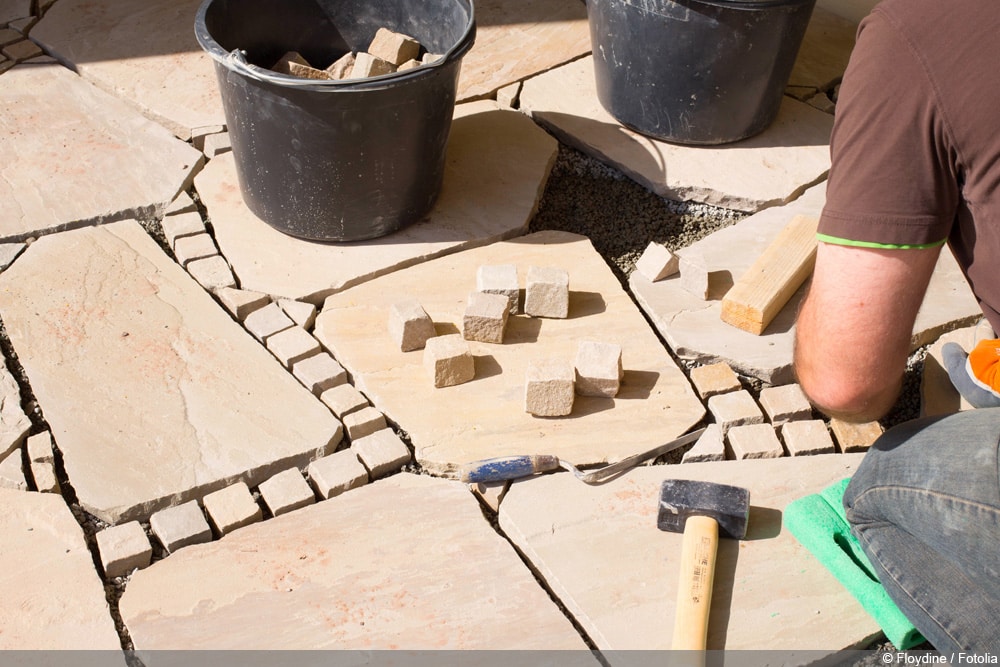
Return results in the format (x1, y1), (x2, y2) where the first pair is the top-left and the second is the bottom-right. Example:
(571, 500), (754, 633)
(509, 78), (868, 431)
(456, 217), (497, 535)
(657, 479), (750, 539)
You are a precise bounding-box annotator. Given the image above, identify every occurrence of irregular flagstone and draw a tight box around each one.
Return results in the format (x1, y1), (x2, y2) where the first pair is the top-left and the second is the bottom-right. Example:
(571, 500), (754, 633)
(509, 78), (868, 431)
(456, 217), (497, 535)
(0, 221), (342, 524)
(0, 64), (202, 242)
(456, 0), (590, 101)
(315, 230), (705, 474)
(198, 101), (558, 304)
(30, 0), (224, 139)
(0, 489), (122, 650)
(0, 363), (31, 460)
(0, 0), (29, 25)
(120, 474), (591, 651)
(518, 56), (834, 213)
(788, 6), (858, 93)
(499, 454), (875, 651)
(922, 325), (977, 418)
(630, 184), (981, 384)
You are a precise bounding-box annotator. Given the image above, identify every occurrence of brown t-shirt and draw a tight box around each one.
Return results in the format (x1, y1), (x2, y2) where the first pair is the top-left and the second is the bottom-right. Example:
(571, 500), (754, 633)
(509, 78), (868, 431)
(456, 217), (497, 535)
(820, 0), (1000, 331)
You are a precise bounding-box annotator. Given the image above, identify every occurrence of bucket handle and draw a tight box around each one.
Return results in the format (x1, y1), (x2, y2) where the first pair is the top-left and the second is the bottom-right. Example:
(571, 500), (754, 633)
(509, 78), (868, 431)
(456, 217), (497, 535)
(218, 4), (476, 92)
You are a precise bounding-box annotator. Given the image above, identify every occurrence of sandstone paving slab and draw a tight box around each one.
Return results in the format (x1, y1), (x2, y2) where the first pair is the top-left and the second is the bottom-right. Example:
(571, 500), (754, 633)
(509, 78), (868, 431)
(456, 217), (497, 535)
(788, 6), (858, 94)
(197, 101), (558, 304)
(0, 221), (342, 524)
(0, 489), (122, 650)
(518, 56), (834, 213)
(630, 184), (982, 384)
(119, 473), (592, 651)
(30, 0), (224, 139)
(315, 230), (706, 475)
(0, 0), (29, 25)
(0, 362), (31, 460)
(499, 454), (878, 651)
(0, 64), (202, 242)
(456, 0), (590, 101)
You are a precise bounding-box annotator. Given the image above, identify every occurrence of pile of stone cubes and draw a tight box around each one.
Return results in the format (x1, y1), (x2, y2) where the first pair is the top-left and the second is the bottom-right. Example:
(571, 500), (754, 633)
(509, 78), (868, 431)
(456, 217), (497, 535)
(271, 28), (441, 81)
(389, 264), (625, 417)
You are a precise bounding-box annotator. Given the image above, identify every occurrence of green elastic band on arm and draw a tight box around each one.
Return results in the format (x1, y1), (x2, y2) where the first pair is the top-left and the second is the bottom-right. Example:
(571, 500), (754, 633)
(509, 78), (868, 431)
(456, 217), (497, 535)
(816, 233), (947, 250)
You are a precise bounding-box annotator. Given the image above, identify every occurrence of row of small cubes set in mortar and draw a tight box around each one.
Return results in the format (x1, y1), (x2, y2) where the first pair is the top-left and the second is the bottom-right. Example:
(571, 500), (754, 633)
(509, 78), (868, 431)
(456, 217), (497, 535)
(389, 263), (623, 417)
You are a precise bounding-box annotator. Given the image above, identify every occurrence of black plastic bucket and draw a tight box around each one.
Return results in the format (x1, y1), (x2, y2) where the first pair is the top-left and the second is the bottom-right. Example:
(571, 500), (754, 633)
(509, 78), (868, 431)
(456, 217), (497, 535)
(588, 0), (815, 145)
(195, 0), (475, 241)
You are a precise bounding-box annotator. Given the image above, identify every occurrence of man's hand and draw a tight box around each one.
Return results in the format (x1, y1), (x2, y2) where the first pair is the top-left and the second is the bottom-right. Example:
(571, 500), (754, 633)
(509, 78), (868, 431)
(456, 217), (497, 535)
(794, 241), (942, 422)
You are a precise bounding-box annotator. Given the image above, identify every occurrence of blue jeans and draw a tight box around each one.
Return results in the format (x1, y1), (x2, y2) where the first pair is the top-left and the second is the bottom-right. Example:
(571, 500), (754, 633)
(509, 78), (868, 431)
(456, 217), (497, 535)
(844, 408), (1000, 652)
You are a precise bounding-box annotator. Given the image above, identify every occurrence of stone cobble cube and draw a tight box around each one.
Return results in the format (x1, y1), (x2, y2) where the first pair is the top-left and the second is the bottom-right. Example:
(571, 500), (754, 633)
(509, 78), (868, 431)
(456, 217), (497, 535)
(244, 302), (295, 341)
(292, 352), (347, 395)
(389, 298), (436, 352)
(95, 521), (152, 579)
(202, 131), (232, 158)
(727, 423), (784, 460)
(574, 341), (622, 397)
(707, 390), (765, 434)
(172, 232), (218, 267)
(343, 406), (387, 441)
(689, 362), (742, 400)
(278, 298), (317, 330)
(477, 264), (519, 314)
(150, 500), (212, 553)
(524, 266), (569, 318)
(679, 251), (709, 299)
(186, 255), (236, 292)
(26, 431), (53, 464)
(308, 450), (369, 499)
(258, 468), (316, 517)
(367, 27), (420, 65)
(3, 38), (42, 62)
(31, 460), (60, 494)
(781, 420), (836, 456)
(202, 481), (263, 537)
(634, 242), (679, 282)
(525, 360), (575, 417)
(682, 424), (725, 463)
(350, 51), (395, 78)
(830, 419), (884, 453)
(320, 383), (370, 418)
(352, 429), (411, 478)
(164, 191), (197, 216)
(424, 334), (474, 387)
(217, 287), (270, 321)
(161, 210), (205, 246)
(0, 449), (26, 491)
(759, 384), (813, 425)
(266, 326), (322, 368)
(463, 291), (509, 344)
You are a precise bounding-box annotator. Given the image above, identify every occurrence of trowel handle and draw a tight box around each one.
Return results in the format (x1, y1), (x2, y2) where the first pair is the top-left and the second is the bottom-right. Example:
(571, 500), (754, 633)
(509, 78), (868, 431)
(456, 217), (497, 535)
(672, 515), (720, 652)
(458, 455), (561, 483)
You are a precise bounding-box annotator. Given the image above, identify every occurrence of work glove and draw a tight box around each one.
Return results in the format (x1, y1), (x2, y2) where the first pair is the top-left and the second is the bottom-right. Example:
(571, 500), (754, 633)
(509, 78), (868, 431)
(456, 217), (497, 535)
(942, 339), (1000, 409)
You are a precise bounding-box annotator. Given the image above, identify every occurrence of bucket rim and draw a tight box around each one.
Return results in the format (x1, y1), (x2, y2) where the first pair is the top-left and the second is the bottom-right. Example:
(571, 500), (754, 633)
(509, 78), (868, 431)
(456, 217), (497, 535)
(617, 0), (814, 9)
(194, 0), (476, 91)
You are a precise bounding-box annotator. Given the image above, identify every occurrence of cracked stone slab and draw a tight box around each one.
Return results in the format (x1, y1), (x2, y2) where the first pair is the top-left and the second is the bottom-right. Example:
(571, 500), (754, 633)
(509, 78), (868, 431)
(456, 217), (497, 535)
(120, 474), (591, 651)
(518, 56), (834, 213)
(0, 0), (29, 25)
(0, 363), (30, 461)
(0, 64), (202, 242)
(499, 454), (876, 651)
(0, 221), (342, 524)
(788, 6), (858, 93)
(30, 0), (224, 139)
(630, 184), (982, 384)
(456, 0), (590, 101)
(315, 230), (705, 475)
(198, 101), (558, 304)
(0, 489), (122, 650)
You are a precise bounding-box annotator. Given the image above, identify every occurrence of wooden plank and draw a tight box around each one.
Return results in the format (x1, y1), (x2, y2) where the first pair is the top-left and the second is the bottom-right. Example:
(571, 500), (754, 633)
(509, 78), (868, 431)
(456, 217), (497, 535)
(720, 214), (819, 335)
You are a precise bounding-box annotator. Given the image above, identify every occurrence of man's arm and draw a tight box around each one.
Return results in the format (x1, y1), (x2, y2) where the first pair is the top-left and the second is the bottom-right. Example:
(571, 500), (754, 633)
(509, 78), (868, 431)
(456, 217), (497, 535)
(795, 241), (942, 422)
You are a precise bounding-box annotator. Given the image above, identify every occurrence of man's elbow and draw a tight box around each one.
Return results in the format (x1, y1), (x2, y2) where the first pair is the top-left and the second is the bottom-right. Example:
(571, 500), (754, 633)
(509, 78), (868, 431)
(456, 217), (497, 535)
(797, 370), (898, 423)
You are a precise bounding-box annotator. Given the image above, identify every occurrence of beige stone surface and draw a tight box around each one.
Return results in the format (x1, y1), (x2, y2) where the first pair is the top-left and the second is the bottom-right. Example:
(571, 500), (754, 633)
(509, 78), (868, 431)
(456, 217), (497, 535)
(727, 423), (784, 460)
(499, 454), (877, 650)
(689, 362), (742, 400)
(31, 0), (225, 139)
(633, 242), (678, 282)
(574, 341), (622, 398)
(319, 384), (370, 419)
(788, 6), (858, 92)
(389, 298), (437, 352)
(524, 360), (575, 417)
(203, 481), (262, 536)
(243, 302), (294, 341)
(307, 450), (368, 500)
(477, 263), (519, 314)
(216, 287), (269, 321)
(0, 449), (26, 490)
(342, 406), (387, 442)
(631, 185), (982, 383)
(519, 57), (834, 212)
(707, 390), (765, 434)
(0, 363), (31, 460)
(161, 211), (205, 246)
(352, 429), (412, 479)
(120, 474), (590, 650)
(0, 489), (122, 649)
(197, 101), (557, 304)
(524, 265), (569, 318)
(782, 419), (837, 457)
(423, 333), (475, 388)
(463, 290), (509, 343)
(0, 65), (202, 241)
(186, 254), (236, 292)
(172, 232), (217, 267)
(456, 0), (590, 101)
(258, 468), (315, 517)
(760, 383), (814, 425)
(277, 298), (317, 330)
(315, 231), (705, 474)
(0, 221), (343, 524)
(922, 325), (976, 418)
(0, 0), (30, 24)
(149, 500), (212, 554)
(830, 419), (884, 453)
(681, 423), (725, 464)
(96, 520), (153, 578)
(291, 352), (347, 396)
(265, 326), (321, 368)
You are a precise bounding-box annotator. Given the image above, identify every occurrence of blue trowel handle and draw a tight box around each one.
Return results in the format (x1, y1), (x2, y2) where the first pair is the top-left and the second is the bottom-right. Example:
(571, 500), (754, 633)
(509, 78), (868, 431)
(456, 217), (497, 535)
(459, 455), (561, 483)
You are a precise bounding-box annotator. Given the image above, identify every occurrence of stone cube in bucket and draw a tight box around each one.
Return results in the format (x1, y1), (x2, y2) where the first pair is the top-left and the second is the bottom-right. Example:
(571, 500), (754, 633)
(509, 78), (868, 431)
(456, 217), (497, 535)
(195, 0), (476, 241)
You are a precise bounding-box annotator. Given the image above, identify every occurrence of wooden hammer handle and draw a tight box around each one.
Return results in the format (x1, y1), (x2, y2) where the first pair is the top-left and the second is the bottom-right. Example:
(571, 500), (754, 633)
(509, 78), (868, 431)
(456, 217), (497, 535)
(671, 514), (720, 650)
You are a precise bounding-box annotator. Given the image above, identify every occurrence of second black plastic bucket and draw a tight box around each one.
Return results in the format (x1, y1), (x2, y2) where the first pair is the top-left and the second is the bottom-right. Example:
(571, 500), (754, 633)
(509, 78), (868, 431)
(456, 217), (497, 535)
(588, 0), (815, 145)
(195, 0), (475, 241)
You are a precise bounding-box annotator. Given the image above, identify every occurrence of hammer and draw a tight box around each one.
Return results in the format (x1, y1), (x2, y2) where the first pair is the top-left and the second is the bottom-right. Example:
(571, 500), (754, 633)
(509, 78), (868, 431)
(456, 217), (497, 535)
(658, 479), (750, 650)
